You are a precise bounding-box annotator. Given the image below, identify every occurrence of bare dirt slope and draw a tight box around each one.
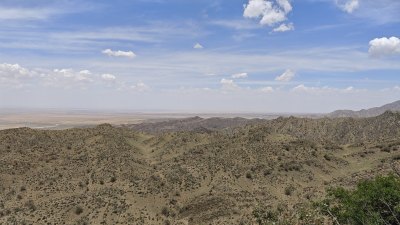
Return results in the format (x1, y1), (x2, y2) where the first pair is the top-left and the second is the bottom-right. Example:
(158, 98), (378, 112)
(1, 113), (400, 224)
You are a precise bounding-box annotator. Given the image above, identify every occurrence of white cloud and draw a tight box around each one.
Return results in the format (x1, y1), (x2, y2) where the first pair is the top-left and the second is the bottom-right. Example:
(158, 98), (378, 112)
(336, 0), (359, 13)
(47, 69), (94, 86)
(101, 74), (117, 82)
(0, 63), (35, 79)
(260, 86), (274, 93)
(292, 84), (360, 94)
(344, 86), (354, 92)
(243, 0), (271, 19)
(231, 72), (248, 79)
(102, 49), (136, 58)
(0, 62), (129, 89)
(220, 78), (239, 90)
(275, 69), (295, 81)
(368, 37), (400, 58)
(0, 6), (77, 21)
(243, 0), (292, 27)
(130, 82), (150, 91)
(210, 20), (261, 30)
(277, 0), (292, 13)
(272, 23), (294, 32)
(193, 43), (204, 49)
(394, 86), (400, 91)
(0, 63), (36, 87)
(0, 2), (93, 21)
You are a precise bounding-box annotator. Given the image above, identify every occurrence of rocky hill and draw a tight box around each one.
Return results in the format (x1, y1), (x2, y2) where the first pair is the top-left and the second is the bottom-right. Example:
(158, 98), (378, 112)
(1, 113), (400, 224)
(328, 100), (400, 118)
(126, 116), (264, 133)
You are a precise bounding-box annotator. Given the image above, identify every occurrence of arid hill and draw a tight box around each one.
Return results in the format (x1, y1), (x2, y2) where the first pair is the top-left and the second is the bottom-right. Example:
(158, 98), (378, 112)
(126, 116), (264, 134)
(1, 113), (400, 224)
(328, 100), (400, 118)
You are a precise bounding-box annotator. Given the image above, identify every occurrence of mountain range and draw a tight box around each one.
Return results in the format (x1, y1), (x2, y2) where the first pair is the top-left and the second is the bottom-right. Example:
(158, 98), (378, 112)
(328, 100), (400, 118)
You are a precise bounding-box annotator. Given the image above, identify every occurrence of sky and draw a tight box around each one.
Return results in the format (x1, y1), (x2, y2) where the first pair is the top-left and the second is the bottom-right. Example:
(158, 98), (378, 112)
(0, 0), (399, 113)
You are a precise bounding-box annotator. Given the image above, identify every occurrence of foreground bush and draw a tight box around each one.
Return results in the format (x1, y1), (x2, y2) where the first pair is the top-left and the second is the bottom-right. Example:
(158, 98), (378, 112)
(320, 174), (400, 225)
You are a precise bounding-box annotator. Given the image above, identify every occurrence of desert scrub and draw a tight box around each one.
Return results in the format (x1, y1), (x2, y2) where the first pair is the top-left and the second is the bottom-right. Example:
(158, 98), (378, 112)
(253, 204), (324, 225)
(246, 172), (253, 179)
(161, 206), (170, 217)
(284, 185), (295, 196)
(75, 206), (84, 215)
(319, 174), (400, 225)
(323, 154), (332, 161)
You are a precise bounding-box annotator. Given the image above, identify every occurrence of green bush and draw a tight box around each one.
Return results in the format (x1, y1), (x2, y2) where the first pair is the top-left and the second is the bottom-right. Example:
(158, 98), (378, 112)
(320, 174), (400, 225)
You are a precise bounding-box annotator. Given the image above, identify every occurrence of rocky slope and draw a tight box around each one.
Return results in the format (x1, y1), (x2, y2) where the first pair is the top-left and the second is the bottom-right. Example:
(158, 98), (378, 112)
(1, 113), (400, 224)
(126, 116), (264, 134)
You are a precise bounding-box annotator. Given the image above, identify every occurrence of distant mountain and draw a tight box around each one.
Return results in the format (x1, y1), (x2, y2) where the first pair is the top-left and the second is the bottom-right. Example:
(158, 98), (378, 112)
(328, 100), (400, 118)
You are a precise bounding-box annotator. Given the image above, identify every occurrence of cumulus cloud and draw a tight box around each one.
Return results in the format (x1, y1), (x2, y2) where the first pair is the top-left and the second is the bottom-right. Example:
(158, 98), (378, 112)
(336, 0), (359, 13)
(243, 0), (292, 27)
(0, 63), (97, 88)
(0, 62), (154, 92)
(231, 72), (248, 78)
(220, 78), (239, 90)
(43, 69), (95, 88)
(368, 37), (400, 57)
(277, 0), (292, 13)
(275, 69), (295, 81)
(102, 49), (136, 58)
(0, 63), (35, 79)
(260, 86), (274, 93)
(0, 63), (36, 87)
(52, 69), (93, 82)
(101, 74), (117, 82)
(272, 23), (294, 32)
(193, 43), (204, 49)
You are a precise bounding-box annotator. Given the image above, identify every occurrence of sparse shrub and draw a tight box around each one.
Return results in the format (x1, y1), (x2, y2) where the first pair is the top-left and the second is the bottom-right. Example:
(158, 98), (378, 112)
(253, 204), (325, 225)
(323, 154), (332, 161)
(284, 185), (295, 196)
(246, 172), (253, 179)
(319, 174), (400, 225)
(161, 206), (170, 217)
(110, 176), (116, 183)
(20, 186), (26, 192)
(263, 169), (272, 176)
(75, 206), (83, 215)
(253, 206), (278, 224)
(24, 200), (36, 212)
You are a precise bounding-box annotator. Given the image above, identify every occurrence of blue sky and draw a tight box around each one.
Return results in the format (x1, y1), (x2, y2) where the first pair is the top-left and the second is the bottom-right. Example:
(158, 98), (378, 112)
(0, 0), (399, 113)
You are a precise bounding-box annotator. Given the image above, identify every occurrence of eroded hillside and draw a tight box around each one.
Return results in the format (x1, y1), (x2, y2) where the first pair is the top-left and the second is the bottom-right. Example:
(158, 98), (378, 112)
(1, 113), (400, 224)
